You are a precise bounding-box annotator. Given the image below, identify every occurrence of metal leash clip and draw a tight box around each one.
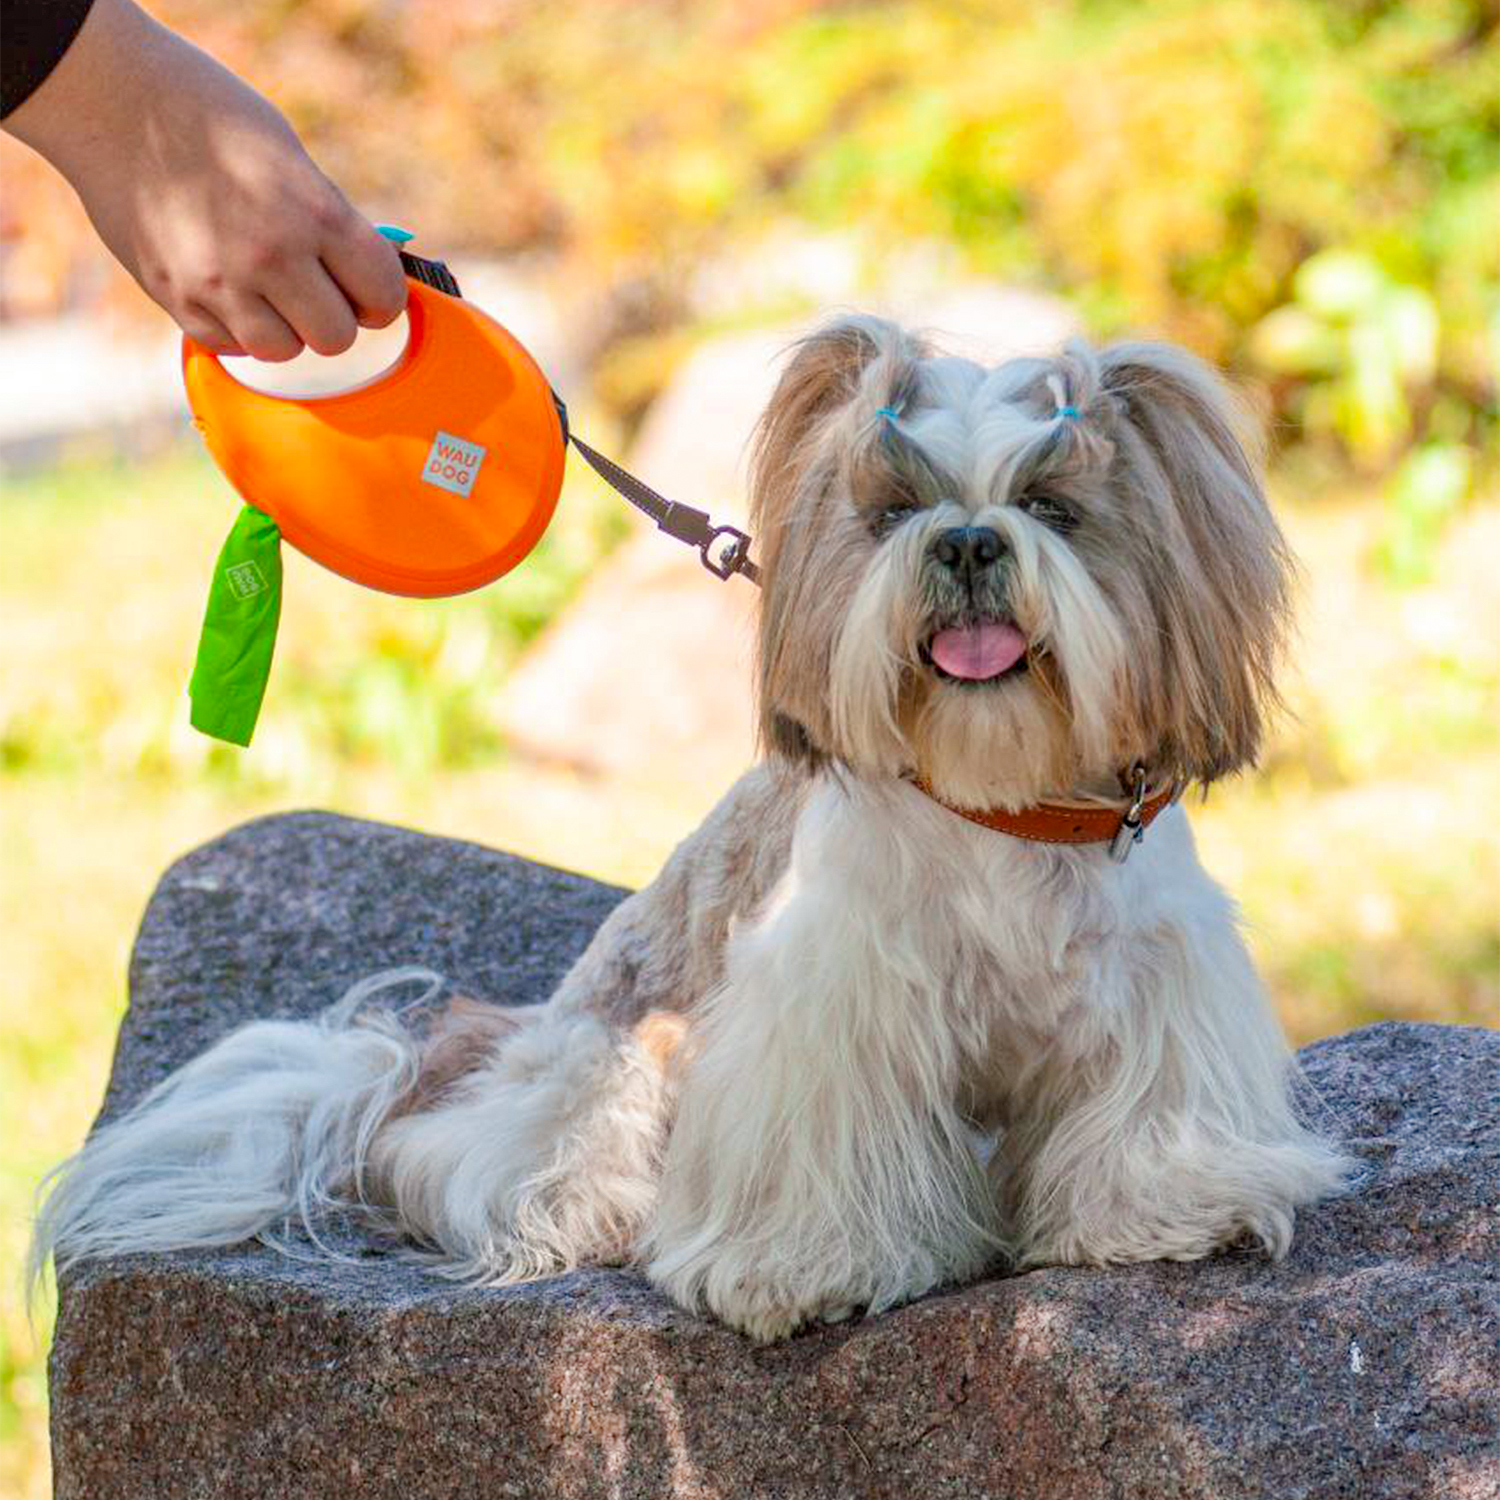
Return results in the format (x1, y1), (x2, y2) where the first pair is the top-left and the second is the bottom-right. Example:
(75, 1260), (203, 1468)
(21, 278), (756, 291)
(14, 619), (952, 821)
(702, 526), (759, 583)
(1109, 764), (1151, 863)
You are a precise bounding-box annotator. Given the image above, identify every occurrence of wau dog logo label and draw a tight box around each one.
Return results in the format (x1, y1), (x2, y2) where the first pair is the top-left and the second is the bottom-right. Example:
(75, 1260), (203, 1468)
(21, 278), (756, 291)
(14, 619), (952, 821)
(422, 431), (488, 497)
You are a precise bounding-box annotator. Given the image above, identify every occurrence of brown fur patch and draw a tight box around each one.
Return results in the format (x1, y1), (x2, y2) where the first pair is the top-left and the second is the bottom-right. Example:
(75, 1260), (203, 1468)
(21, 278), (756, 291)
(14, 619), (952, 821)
(750, 315), (929, 767)
(1096, 342), (1293, 783)
(388, 997), (521, 1120)
(634, 1010), (690, 1072)
(545, 762), (805, 1033)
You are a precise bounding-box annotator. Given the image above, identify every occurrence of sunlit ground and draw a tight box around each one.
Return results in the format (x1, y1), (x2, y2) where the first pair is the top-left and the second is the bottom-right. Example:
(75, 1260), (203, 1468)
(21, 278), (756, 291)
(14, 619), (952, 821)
(3, 444), (1496, 1498)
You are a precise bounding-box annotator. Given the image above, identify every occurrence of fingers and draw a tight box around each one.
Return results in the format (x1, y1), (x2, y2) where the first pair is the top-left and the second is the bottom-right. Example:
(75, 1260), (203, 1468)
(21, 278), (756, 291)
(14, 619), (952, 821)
(182, 228), (397, 361)
(221, 199), (405, 358)
(219, 293), (303, 363)
(258, 258), (359, 356)
(316, 202), (408, 330)
(154, 172), (406, 359)
(180, 301), (245, 357)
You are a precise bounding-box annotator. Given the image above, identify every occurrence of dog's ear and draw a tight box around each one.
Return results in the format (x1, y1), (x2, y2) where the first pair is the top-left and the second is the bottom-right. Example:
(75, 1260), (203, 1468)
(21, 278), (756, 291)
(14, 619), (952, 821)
(749, 317), (925, 769)
(1099, 342), (1294, 784)
(748, 316), (919, 531)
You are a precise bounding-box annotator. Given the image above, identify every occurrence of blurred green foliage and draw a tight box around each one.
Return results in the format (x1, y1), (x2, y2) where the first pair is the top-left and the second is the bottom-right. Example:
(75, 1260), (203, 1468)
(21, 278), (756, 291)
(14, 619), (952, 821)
(0, 446), (630, 786)
(13, 1), (1489, 470)
(1375, 440), (1475, 586)
(1252, 251), (1444, 465)
(199, 0), (1497, 468)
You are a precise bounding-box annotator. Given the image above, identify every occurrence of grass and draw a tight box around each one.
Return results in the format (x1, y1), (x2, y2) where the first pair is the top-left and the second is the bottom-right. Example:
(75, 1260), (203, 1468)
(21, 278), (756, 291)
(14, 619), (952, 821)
(2, 441), (1496, 1499)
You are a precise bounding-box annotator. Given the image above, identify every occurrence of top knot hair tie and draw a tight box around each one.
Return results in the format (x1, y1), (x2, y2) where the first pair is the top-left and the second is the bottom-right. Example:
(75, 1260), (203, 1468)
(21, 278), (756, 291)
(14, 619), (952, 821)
(875, 405), (903, 425)
(1044, 373), (1081, 423)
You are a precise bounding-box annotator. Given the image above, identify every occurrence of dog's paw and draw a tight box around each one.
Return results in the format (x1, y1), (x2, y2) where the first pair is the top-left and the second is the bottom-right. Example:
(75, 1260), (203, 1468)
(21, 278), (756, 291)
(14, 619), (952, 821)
(706, 1280), (864, 1343)
(650, 1235), (870, 1340)
(1018, 1194), (1301, 1269)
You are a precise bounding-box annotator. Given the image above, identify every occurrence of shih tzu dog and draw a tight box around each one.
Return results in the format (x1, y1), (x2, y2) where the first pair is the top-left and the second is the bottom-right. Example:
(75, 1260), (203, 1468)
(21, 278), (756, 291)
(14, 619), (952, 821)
(32, 316), (1351, 1341)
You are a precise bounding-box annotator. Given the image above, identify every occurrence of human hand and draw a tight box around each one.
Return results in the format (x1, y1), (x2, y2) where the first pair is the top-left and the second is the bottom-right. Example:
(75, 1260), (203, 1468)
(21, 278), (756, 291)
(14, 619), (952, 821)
(3, 0), (407, 359)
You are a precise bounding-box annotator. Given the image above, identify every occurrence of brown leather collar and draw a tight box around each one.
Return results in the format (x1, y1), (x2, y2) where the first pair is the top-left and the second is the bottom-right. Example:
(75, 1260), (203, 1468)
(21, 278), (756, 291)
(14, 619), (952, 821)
(910, 772), (1181, 859)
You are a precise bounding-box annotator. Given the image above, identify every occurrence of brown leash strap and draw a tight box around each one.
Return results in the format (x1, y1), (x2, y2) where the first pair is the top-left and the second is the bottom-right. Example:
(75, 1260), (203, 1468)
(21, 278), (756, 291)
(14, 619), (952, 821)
(565, 429), (760, 586)
(398, 250), (760, 588)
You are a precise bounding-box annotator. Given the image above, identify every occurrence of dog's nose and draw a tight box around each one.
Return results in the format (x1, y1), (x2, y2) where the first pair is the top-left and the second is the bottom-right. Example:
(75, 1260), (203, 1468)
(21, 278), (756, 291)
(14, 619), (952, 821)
(932, 526), (1004, 574)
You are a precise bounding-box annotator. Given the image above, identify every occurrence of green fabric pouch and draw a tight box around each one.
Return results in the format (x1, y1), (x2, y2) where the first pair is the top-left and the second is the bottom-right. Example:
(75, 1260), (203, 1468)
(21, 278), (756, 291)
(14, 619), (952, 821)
(188, 505), (283, 747)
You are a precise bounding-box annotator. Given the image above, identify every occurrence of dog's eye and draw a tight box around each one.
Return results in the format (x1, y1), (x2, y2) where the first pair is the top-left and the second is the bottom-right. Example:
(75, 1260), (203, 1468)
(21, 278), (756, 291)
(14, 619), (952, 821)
(1016, 493), (1077, 534)
(870, 501), (922, 538)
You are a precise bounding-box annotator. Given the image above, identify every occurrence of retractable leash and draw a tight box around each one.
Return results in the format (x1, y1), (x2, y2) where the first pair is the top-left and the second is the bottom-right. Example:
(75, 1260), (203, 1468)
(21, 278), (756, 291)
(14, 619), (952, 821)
(185, 228), (758, 747)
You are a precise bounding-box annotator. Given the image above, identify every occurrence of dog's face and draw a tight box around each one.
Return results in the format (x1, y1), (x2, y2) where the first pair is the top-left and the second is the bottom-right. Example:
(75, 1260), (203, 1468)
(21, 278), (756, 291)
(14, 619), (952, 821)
(749, 317), (1294, 808)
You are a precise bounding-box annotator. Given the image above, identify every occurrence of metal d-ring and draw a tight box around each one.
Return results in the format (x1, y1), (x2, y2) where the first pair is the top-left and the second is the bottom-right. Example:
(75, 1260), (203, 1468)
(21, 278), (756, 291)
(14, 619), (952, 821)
(701, 525), (760, 584)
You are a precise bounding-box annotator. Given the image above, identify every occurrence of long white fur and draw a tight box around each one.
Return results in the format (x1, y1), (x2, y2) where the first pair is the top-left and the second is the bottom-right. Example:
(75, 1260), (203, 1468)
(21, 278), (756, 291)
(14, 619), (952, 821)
(27, 968), (439, 1288)
(368, 1011), (674, 1283)
(647, 779), (1006, 1337)
(646, 780), (1346, 1338)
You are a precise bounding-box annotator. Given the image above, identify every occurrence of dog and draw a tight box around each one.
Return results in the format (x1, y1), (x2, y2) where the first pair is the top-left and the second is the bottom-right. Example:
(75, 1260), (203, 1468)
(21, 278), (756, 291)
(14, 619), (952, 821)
(32, 316), (1351, 1342)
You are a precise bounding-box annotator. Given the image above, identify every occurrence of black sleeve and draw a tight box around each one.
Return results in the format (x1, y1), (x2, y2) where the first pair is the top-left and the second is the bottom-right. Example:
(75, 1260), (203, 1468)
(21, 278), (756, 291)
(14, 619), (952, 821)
(2, 0), (98, 119)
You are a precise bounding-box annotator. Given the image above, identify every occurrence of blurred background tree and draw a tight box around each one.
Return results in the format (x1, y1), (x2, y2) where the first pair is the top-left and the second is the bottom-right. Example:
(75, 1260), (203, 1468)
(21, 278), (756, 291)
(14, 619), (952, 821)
(4, 0), (1497, 465)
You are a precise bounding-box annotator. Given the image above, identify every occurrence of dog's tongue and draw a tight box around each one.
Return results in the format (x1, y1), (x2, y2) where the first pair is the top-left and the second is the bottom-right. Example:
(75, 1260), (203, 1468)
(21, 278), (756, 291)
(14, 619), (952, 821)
(929, 621), (1028, 680)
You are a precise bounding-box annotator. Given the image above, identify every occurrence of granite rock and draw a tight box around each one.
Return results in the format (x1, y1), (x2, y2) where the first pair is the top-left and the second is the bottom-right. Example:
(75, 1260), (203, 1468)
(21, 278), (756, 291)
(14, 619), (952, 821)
(50, 812), (1500, 1500)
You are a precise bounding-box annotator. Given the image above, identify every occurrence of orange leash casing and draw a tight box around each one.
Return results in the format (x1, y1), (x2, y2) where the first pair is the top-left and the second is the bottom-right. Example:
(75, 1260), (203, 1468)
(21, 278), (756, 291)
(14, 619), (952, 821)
(182, 277), (566, 598)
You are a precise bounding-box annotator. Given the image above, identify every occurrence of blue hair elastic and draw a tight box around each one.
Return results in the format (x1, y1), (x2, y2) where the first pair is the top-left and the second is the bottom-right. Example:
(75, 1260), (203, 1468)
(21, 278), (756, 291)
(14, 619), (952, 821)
(875, 405), (902, 425)
(1056, 404), (1082, 421)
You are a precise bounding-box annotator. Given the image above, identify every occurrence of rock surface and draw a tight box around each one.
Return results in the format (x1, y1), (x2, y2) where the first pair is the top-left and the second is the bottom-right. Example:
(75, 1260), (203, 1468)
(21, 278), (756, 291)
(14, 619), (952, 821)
(50, 812), (1500, 1500)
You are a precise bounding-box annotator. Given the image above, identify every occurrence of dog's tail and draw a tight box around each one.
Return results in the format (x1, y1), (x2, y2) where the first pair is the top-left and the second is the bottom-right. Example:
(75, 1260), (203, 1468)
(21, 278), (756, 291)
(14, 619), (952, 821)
(27, 968), (440, 1304)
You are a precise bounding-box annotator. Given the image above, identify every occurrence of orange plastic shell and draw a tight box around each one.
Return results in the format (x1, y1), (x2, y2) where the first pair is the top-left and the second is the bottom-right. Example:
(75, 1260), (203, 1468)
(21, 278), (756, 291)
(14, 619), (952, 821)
(182, 279), (566, 597)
